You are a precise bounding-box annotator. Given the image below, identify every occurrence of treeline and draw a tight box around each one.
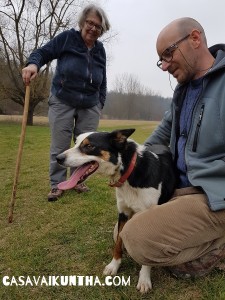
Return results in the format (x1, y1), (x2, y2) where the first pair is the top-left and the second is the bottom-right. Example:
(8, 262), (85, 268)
(0, 91), (171, 121)
(103, 92), (171, 120)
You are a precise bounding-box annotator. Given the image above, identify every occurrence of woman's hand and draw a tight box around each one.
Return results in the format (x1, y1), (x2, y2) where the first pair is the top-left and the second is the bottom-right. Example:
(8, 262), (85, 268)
(22, 64), (38, 86)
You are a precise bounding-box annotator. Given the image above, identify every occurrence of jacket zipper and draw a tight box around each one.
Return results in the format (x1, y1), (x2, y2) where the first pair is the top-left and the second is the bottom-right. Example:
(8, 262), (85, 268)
(192, 104), (205, 152)
(87, 50), (93, 83)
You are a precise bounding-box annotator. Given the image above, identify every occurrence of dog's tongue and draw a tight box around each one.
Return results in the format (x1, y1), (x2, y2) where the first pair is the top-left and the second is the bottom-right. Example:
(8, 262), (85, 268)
(57, 164), (91, 190)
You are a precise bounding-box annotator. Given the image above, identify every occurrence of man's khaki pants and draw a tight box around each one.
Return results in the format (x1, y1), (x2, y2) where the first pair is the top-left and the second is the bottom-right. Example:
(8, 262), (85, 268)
(120, 187), (225, 266)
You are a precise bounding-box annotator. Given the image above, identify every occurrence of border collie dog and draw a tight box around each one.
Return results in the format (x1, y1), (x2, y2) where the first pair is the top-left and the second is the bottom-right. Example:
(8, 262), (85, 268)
(56, 129), (176, 293)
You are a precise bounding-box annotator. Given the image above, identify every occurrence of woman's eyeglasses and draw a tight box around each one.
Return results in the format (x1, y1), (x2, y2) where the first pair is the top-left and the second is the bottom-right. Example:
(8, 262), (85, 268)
(85, 20), (103, 34)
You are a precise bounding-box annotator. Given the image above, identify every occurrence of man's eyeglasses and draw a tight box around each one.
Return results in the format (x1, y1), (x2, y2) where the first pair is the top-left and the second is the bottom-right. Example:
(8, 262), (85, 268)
(157, 34), (190, 69)
(85, 20), (103, 34)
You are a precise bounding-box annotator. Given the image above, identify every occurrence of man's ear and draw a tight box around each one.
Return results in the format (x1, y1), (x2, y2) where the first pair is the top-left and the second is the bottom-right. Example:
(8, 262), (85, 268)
(110, 129), (135, 150)
(190, 29), (201, 48)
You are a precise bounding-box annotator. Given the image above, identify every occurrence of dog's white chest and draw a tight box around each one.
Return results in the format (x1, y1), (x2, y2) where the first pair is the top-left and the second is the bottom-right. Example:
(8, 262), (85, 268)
(116, 182), (162, 215)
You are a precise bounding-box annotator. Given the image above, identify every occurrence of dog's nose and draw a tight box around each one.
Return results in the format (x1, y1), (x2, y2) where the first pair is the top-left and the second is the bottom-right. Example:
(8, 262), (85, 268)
(56, 153), (66, 165)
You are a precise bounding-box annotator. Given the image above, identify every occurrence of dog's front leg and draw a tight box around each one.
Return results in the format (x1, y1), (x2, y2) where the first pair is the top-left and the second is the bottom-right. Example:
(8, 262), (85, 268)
(136, 265), (152, 293)
(103, 213), (128, 275)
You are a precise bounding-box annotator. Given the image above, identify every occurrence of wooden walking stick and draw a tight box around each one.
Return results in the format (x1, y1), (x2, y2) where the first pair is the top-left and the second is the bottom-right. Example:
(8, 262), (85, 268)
(8, 85), (31, 223)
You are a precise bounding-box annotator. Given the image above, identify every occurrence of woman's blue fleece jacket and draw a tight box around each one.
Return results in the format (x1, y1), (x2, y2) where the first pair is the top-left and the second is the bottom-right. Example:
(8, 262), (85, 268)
(27, 29), (107, 108)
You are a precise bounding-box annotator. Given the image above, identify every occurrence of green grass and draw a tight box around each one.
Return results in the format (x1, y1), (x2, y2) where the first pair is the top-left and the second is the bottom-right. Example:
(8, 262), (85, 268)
(0, 120), (225, 300)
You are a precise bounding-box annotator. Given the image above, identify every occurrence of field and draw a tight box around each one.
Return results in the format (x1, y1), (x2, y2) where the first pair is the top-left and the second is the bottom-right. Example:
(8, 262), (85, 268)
(0, 117), (225, 300)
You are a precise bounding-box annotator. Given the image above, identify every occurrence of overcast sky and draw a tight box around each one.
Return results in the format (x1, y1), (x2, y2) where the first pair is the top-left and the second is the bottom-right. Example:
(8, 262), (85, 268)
(96, 0), (225, 98)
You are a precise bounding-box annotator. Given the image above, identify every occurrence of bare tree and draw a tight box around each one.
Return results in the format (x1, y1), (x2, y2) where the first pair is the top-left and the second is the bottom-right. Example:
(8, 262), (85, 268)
(110, 73), (163, 119)
(113, 73), (143, 95)
(113, 73), (157, 96)
(0, 0), (85, 125)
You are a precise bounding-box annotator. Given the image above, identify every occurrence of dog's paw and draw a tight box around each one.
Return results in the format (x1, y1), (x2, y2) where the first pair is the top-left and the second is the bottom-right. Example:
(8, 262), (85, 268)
(136, 265), (152, 293)
(103, 258), (121, 275)
(136, 278), (152, 293)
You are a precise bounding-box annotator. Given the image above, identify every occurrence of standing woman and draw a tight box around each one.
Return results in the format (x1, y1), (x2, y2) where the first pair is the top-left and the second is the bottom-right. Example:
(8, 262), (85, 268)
(22, 4), (110, 201)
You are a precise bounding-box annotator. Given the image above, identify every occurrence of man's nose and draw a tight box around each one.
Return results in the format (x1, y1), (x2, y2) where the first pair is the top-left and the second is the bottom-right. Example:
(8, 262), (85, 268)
(161, 60), (171, 71)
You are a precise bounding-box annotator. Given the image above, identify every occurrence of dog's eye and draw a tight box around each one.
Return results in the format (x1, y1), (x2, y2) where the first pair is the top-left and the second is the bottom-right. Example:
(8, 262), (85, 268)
(85, 144), (95, 150)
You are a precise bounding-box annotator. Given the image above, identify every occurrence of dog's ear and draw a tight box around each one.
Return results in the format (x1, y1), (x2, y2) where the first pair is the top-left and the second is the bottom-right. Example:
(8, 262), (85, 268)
(110, 129), (135, 149)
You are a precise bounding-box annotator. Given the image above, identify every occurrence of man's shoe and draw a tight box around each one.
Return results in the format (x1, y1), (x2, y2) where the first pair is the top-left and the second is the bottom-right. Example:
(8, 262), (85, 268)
(168, 245), (225, 279)
(74, 183), (90, 193)
(48, 188), (64, 201)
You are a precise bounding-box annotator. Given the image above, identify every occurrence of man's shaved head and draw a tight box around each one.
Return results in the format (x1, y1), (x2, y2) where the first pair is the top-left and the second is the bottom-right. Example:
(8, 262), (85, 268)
(157, 17), (207, 52)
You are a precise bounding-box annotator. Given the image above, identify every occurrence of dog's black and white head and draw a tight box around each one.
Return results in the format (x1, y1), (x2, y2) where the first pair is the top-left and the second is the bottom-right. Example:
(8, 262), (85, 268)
(56, 129), (136, 190)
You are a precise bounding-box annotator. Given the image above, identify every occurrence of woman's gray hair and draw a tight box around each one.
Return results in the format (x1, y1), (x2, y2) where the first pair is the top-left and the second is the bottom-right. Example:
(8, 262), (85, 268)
(78, 4), (110, 35)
